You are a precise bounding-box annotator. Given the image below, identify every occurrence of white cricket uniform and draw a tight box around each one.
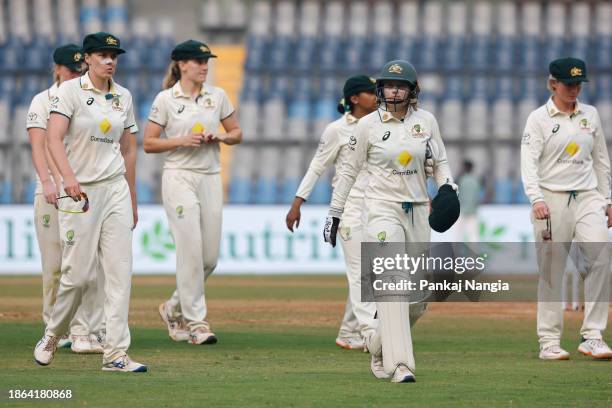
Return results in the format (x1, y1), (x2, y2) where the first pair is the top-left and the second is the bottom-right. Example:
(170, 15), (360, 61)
(27, 83), (103, 337)
(295, 113), (377, 340)
(44, 72), (138, 363)
(520, 98), (611, 348)
(148, 82), (234, 331)
(330, 108), (453, 375)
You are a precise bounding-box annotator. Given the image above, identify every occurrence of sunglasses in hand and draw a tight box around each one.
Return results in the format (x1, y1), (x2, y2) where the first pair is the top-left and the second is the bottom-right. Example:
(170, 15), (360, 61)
(56, 192), (90, 214)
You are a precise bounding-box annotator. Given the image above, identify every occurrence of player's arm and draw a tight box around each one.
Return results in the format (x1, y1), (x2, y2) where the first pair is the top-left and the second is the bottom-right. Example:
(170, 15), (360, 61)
(120, 127), (138, 229)
(47, 113), (82, 200)
(520, 113), (547, 219)
(429, 116), (456, 189)
(287, 124), (341, 231)
(28, 127), (57, 205)
(205, 112), (242, 145)
(590, 111), (612, 226)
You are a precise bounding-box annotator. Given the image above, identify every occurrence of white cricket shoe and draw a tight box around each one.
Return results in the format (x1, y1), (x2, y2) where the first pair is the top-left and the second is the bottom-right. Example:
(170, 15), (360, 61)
(335, 337), (365, 350)
(189, 324), (218, 345)
(70, 334), (94, 354)
(34, 335), (59, 366)
(578, 338), (612, 360)
(89, 334), (104, 354)
(57, 335), (71, 348)
(391, 364), (416, 383)
(370, 354), (389, 379)
(539, 345), (570, 360)
(102, 355), (147, 372)
(158, 302), (189, 342)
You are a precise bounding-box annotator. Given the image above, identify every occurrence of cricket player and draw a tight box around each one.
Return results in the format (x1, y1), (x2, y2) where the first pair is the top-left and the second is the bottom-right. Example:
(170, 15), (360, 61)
(286, 75), (378, 350)
(521, 57), (612, 360)
(27, 44), (105, 354)
(34, 32), (146, 372)
(324, 60), (456, 383)
(143, 40), (242, 345)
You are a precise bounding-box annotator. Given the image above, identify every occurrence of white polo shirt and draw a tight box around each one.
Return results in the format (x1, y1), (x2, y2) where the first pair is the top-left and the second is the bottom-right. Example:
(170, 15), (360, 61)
(296, 113), (368, 201)
(49, 72), (137, 185)
(148, 82), (234, 173)
(27, 83), (59, 194)
(330, 108), (453, 214)
(520, 98), (611, 205)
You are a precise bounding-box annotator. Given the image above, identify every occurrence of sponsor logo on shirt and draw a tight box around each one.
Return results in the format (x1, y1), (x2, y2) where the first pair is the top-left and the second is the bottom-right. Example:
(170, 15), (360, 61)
(90, 135), (114, 143)
(552, 124), (560, 133)
(176, 205), (184, 219)
(411, 124), (426, 138)
(65, 230), (75, 246)
(111, 97), (123, 112)
(377, 231), (386, 243)
(348, 135), (357, 151)
(382, 131), (391, 141)
(27, 112), (38, 122)
(557, 141), (584, 165)
(99, 118), (112, 134)
(42, 214), (50, 227)
(521, 132), (530, 145)
(86, 97), (94, 105)
(178, 104), (185, 114)
(396, 150), (413, 167)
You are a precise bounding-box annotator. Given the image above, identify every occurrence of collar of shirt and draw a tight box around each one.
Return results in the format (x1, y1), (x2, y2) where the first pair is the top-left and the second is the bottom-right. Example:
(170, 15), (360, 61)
(171, 81), (210, 99)
(80, 71), (121, 97)
(345, 113), (358, 125)
(546, 97), (583, 118)
(379, 108), (410, 123)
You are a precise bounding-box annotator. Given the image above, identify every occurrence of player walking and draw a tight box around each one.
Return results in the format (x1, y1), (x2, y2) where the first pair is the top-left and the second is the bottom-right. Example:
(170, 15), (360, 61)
(324, 60), (457, 383)
(144, 40), (242, 345)
(33, 32), (146, 372)
(27, 44), (105, 354)
(521, 57), (612, 360)
(286, 75), (378, 350)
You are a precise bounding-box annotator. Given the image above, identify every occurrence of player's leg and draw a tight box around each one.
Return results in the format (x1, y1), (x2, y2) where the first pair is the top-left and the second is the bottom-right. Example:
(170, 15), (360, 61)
(574, 190), (611, 359)
(69, 261), (104, 354)
(534, 190), (573, 359)
(33, 195), (62, 326)
(98, 180), (146, 371)
(35, 187), (103, 365)
(162, 170), (209, 341)
(335, 295), (362, 349)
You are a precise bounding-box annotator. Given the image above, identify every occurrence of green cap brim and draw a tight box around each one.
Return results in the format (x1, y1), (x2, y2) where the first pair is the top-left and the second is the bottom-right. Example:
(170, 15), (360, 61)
(85, 46), (126, 55)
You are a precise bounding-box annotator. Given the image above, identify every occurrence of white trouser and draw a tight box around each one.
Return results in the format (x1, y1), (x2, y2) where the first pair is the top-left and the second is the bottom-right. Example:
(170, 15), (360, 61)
(364, 198), (429, 376)
(34, 194), (104, 336)
(337, 195), (377, 340)
(46, 177), (133, 363)
(162, 169), (223, 331)
(533, 189), (610, 348)
(562, 242), (583, 309)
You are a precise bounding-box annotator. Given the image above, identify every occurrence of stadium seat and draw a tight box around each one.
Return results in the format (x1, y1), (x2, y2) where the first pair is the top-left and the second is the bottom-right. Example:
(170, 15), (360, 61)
(229, 177), (253, 204)
(80, 0), (103, 34)
(0, 179), (12, 203)
(136, 180), (154, 204)
(493, 178), (514, 204)
(308, 178), (331, 204)
(254, 177), (278, 204)
(22, 179), (36, 204)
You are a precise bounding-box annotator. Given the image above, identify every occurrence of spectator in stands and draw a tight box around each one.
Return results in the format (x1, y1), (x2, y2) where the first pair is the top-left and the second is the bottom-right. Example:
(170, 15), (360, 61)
(456, 160), (480, 242)
(34, 32), (146, 372)
(286, 75), (378, 351)
(144, 40), (242, 346)
(27, 44), (105, 355)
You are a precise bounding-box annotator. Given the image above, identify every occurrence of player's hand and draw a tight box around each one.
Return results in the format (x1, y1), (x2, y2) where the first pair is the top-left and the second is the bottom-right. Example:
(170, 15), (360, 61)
(323, 215), (340, 247)
(132, 202), (139, 230)
(181, 133), (204, 147)
(203, 133), (224, 144)
(424, 158), (434, 177)
(42, 179), (58, 206)
(63, 174), (82, 202)
(532, 201), (550, 220)
(286, 200), (303, 232)
(606, 205), (612, 228)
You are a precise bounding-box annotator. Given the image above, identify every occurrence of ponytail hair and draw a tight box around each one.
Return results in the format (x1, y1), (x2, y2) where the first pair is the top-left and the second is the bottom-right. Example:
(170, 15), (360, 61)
(162, 61), (181, 89)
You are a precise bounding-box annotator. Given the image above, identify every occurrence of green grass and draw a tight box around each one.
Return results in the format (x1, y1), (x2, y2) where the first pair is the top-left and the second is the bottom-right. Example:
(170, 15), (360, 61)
(0, 276), (610, 408)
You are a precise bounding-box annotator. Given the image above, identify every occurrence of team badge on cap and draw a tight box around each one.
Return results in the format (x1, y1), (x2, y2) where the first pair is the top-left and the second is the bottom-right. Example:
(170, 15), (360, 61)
(106, 36), (118, 45)
(388, 64), (403, 74)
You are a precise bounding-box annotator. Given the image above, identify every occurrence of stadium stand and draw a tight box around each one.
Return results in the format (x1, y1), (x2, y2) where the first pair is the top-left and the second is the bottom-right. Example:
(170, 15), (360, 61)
(0, 0), (610, 205)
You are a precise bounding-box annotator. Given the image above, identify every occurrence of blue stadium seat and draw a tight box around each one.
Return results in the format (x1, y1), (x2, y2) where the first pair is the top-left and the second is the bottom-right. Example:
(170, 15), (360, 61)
(444, 35), (465, 71)
(229, 178), (253, 204)
(267, 36), (292, 73)
(244, 35), (268, 72)
(254, 177), (278, 204)
(343, 37), (367, 73)
(279, 177), (300, 204)
(493, 178), (514, 204)
(308, 180), (331, 204)
(419, 35), (440, 71)
(318, 36), (341, 73)
(396, 37), (417, 64)
(294, 37), (317, 73)
(22, 180), (37, 204)
(368, 37), (390, 74)
(148, 36), (174, 71)
(0, 180), (12, 204)
(543, 37), (565, 67)
(593, 35), (611, 69)
(494, 36), (514, 72)
(468, 35), (490, 71)
(0, 38), (24, 72)
(519, 36), (540, 72)
(514, 180), (531, 204)
(136, 180), (154, 204)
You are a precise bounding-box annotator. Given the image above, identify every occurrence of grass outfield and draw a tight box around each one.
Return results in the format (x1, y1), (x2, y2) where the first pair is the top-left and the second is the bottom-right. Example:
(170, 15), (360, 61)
(0, 275), (610, 408)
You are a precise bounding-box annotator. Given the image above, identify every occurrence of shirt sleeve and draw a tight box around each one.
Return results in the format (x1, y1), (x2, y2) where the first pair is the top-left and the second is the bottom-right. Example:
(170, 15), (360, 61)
(520, 112), (545, 204)
(148, 92), (168, 127)
(329, 120), (369, 217)
(295, 123), (341, 201)
(429, 115), (454, 187)
(26, 94), (48, 130)
(49, 83), (75, 119)
(219, 89), (235, 120)
(591, 110), (611, 205)
(124, 93), (137, 130)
